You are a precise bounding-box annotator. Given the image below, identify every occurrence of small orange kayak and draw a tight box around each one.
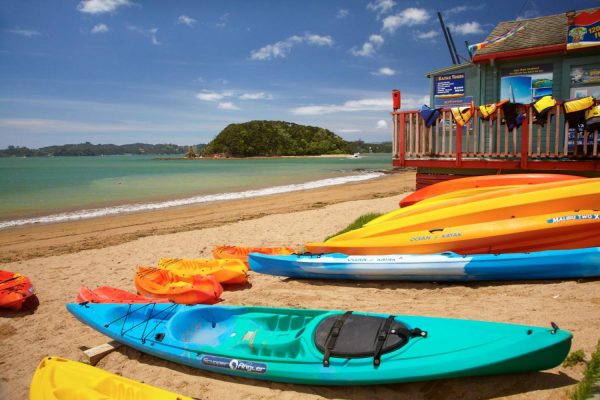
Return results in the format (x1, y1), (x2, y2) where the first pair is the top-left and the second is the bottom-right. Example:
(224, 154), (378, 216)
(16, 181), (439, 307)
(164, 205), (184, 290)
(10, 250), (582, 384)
(212, 245), (296, 266)
(400, 173), (583, 207)
(0, 270), (35, 310)
(158, 258), (249, 284)
(135, 267), (223, 304)
(76, 286), (170, 304)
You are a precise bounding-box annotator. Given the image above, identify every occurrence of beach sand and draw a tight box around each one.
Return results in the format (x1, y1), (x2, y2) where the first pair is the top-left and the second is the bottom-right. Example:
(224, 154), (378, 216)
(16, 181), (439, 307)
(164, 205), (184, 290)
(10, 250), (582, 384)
(1, 171), (598, 399)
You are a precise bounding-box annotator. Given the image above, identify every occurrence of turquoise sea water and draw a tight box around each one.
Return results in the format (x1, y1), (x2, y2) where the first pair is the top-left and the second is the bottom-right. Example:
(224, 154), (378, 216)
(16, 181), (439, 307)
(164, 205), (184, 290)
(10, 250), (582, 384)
(0, 154), (392, 228)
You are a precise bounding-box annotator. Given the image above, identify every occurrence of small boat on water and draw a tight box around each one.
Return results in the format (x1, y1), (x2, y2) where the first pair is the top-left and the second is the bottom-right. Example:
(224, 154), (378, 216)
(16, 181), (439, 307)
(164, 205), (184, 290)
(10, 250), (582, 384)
(67, 302), (571, 385)
(248, 248), (600, 281)
(348, 152), (362, 159)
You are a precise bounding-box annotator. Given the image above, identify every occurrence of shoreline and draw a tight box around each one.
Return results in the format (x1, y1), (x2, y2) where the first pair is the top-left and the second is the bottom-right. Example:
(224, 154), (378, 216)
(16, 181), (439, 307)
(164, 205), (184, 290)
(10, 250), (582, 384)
(0, 171), (416, 263)
(155, 153), (360, 160)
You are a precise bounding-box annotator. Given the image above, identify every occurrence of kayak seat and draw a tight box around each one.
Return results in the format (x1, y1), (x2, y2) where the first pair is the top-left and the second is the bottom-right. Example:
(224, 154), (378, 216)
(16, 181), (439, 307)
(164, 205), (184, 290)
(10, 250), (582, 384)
(315, 313), (424, 366)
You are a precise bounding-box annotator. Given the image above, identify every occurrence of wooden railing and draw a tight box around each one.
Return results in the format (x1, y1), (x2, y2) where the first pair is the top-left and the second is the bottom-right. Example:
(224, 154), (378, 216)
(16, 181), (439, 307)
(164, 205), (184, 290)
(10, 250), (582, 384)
(392, 102), (600, 171)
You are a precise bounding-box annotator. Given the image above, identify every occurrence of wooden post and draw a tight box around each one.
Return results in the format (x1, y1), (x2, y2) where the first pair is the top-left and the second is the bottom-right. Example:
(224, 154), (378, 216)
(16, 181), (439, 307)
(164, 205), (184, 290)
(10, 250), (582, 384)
(456, 123), (463, 166)
(399, 113), (406, 166)
(521, 111), (529, 169)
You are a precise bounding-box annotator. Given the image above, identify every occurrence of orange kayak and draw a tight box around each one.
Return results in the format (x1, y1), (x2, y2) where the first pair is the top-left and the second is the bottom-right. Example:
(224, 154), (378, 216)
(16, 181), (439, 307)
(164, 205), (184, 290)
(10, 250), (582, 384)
(158, 258), (249, 284)
(306, 210), (600, 255)
(0, 270), (35, 310)
(400, 173), (583, 207)
(212, 246), (296, 266)
(134, 267), (223, 304)
(76, 286), (170, 304)
(332, 179), (600, 241)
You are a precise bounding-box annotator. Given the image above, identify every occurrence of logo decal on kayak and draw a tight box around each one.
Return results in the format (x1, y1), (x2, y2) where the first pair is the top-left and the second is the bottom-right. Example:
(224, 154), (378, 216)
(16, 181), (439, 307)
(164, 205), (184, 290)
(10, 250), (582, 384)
(201, 355), (267, 374)
(547, 214), (599, 224)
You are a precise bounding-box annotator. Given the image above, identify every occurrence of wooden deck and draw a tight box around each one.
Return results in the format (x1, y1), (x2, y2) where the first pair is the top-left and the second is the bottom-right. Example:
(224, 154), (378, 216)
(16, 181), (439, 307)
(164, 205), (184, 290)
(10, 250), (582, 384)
(392, 102), (600, 171)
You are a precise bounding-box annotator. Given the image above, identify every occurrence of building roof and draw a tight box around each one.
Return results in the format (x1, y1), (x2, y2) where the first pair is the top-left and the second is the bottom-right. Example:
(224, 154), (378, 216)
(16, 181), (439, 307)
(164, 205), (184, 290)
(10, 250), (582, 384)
(425, 62), (472, 78)
(472, 7), (599, 62)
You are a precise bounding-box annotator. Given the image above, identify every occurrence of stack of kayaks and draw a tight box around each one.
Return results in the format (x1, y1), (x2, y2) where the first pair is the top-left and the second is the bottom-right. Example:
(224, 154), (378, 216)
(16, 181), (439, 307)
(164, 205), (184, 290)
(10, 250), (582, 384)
(0, 270), (35, 310)
(134, 267), (223, 304)
(306, 179), (600, 255)
(30, 356), (191, 399)
(213, 245), (296, 265)
(66, 302), (572, 385)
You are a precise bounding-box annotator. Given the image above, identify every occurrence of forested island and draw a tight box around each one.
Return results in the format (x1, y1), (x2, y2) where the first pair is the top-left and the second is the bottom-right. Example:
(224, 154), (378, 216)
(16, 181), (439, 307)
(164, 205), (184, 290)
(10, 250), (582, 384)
(1, 121), (391, 157)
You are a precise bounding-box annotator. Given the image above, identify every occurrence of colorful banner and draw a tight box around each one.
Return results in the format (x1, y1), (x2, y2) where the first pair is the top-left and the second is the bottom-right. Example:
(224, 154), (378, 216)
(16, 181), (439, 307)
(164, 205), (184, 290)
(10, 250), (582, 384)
(567, 8), (600, 51)
(500, 64), (553, 103)
(468, 24), (525, 53)
(571, 64), (600, 86)
(434, 73), (465, 99)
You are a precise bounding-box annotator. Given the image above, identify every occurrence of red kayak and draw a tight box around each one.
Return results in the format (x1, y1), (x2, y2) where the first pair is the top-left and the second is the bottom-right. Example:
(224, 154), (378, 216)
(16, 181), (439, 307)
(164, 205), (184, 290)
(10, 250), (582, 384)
(76, 286), (170, 304)
(400, 173), (584, 207)
(0, 270), (36, 310)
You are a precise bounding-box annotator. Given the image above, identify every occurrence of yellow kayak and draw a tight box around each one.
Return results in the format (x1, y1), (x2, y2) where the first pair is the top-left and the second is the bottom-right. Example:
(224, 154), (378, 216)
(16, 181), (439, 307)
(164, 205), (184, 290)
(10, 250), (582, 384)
(329, 179), (600, 242)
(30, 356), (191, 400)
(158, 258), (249, 284)
(306, 209), (600, 255)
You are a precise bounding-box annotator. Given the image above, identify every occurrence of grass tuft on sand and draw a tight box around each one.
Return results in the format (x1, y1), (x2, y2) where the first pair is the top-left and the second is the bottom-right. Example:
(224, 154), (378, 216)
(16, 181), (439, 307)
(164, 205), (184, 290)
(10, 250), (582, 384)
(325, 212), (382, 241)
(570, 339), (600, 400)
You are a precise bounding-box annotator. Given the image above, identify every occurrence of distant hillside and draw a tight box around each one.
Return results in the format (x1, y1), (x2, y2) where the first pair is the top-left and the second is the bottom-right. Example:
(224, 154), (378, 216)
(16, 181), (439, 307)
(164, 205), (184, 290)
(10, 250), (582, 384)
(0, 142), (203, 157)
(202, 120), (350, 157)
(347, 140), (392, 154)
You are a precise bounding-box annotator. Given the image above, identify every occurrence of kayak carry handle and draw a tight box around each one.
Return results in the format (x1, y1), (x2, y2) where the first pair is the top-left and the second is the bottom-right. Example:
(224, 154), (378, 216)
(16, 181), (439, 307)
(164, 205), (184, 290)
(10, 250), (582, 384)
(550, 322), (559, 334)
(429, 228), (444, 233)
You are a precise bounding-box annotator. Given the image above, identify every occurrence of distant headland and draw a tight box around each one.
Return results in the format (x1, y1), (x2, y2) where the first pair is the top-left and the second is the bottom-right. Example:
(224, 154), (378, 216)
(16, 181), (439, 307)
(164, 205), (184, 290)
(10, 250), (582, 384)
(0, 120), (391, 158)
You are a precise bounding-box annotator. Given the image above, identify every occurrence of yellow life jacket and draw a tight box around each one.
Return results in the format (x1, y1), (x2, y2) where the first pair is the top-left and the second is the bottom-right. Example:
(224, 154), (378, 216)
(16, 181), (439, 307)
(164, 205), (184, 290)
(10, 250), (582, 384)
(451, 101), (474, 127)
(479, 99), (509, 120)
(586, 105), (600, 131)
(564, 96), (594, 114)
(532, 96), (557, 126)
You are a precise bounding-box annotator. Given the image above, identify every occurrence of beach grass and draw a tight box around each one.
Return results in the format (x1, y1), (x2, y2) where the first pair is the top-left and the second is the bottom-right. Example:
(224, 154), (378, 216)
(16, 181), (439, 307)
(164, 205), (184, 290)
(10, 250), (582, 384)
(325, 212), (382, 241)
(570, 339), (600, 400)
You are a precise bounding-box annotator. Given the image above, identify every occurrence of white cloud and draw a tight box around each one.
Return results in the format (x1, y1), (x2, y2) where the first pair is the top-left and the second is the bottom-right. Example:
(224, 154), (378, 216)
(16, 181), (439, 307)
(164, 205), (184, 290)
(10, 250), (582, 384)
(382, 8), (430, 34)
(338, 129), (361, 133)
(367, 0), (396, 15)
(376, 120), (388, 129)
(5, 28), (40, 37)
(251, 33), (334, 60)
(351, 34), (384, 57)
(372, 67), (395, 76)
(77, 0), (131, 14)
(291, 94), (429, 115)
(91, 24), (108, 34)
(336, 9), (349, 19)
(448, 22), (484, 35)
(127, 25), (160, 45)
(177, 15), (196, 27)
(415, 30), (439, 40)
(239, 92), (272, 100)
(195, 91), (228, 101)
(445, 5), (468, 15)
(218, 102), (239, 110)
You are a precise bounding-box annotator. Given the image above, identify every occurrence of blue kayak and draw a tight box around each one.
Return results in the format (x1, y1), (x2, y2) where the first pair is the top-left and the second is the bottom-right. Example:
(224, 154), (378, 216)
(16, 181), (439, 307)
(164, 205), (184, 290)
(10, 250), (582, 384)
(248, 247), (600, 281)
(67, 302), (571, 385)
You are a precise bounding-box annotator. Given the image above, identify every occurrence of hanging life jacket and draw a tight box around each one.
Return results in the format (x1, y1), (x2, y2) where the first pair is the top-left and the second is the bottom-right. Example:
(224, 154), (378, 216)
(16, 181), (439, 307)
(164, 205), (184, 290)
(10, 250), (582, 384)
(451, 101), (474, 127)
(479, 99), (509, 121)
(563, 96), (595, 129)
(419, 105), (442, 128)
(531, 96), (557, 126)
(586, 105), (600, 132)
(502, 103), (526, 130)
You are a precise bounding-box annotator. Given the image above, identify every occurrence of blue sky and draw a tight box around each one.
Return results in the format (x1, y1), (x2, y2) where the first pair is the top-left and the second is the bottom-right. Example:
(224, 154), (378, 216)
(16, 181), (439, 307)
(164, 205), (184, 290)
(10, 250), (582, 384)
(0, 0), (592, 147)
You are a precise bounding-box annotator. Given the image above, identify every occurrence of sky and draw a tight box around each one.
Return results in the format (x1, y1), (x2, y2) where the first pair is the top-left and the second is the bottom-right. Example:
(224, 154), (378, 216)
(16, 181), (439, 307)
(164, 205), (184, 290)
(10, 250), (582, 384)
(0, 0), (595, 148)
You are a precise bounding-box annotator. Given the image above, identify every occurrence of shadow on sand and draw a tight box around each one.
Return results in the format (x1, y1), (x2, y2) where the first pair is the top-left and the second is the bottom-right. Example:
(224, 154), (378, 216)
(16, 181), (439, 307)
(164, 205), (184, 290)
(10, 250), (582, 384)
(114, 346), (577, 400)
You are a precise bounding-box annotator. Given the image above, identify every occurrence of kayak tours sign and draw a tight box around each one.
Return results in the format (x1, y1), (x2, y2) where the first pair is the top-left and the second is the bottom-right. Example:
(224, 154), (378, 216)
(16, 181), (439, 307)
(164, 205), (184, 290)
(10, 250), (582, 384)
(434, 73), (472, 107)
(567, 8), (600, 51)
(500, 64), (553, 103)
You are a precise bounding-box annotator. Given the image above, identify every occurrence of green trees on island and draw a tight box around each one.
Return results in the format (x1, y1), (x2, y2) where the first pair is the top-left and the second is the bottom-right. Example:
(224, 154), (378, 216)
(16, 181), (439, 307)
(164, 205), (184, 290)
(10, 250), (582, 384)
(202, 120), (350, 157)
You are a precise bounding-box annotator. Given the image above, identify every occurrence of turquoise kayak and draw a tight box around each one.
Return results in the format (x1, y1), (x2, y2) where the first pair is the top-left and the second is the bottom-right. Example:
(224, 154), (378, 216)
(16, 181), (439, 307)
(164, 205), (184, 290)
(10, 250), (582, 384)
(67, 303), (571, 385)
(247, 247), (600, 281)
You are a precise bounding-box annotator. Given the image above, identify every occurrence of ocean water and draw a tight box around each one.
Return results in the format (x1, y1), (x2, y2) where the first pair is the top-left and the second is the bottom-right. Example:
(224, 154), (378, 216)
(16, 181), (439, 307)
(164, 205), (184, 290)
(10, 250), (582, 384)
(0, 154), (392, 229)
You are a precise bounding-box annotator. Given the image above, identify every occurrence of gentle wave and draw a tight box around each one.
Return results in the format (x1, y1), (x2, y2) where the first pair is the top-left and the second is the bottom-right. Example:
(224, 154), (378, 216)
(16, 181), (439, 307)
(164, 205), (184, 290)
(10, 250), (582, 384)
(0, 172), (385, 229)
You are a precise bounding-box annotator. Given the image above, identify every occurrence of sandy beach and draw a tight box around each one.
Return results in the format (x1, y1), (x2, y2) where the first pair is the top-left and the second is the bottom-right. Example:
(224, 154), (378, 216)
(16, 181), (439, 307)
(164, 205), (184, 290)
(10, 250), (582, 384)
(1, 170), (598, 399)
